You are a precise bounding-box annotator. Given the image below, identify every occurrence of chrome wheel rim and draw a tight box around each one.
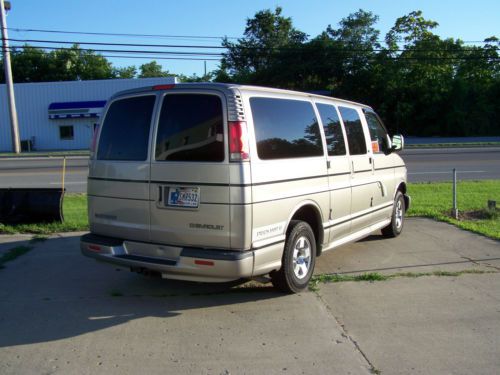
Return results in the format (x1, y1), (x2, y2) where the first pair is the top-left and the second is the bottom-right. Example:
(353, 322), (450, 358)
(395, 199), (404, 230)
(292, 236), (312, 279)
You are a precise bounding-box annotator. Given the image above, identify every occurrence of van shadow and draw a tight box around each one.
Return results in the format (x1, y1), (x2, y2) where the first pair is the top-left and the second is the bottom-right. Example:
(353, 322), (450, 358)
(0, 235), (283, 348)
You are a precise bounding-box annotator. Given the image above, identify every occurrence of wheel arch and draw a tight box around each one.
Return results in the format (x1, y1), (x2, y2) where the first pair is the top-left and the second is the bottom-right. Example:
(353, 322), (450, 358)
(286, 201), (325, 257)
(395, 181), (409, 212)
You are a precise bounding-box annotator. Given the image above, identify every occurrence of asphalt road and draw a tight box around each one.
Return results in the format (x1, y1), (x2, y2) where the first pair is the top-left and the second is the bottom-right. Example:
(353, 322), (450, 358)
(0, 147), (498, 192)
(0, 157), (88, 193)
(402, 147), (500, 182)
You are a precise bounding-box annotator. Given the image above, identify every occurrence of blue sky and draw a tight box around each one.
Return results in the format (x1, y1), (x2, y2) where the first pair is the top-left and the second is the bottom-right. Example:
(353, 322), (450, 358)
(5, 0), (500, 77)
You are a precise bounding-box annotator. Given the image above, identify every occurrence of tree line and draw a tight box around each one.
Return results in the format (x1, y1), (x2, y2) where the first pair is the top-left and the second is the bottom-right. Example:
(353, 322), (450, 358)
(1, 7), (499, 136)
(217, 8), (499, 137)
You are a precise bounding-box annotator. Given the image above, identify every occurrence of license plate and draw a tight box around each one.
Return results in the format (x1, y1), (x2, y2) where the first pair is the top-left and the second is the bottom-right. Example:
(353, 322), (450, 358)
(167, 187), (200, 208)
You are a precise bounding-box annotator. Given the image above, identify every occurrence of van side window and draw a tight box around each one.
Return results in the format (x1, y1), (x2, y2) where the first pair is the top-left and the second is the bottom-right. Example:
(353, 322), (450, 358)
(250, 97), (323, 160)
(316, 103), (346, 156)
(97, 95), (155, 161)
(339, 107), (367, 155)
(155, 94), (224, 162)
(364, 110), (390, 154)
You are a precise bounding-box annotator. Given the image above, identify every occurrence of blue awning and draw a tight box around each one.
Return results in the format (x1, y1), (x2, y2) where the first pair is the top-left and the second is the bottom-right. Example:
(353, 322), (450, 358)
(48, 100), (106, 119)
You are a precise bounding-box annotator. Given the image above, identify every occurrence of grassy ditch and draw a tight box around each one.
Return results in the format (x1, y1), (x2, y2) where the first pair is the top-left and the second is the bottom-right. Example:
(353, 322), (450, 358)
(0, 193), (88, 234)
(407, 180), (500, 240)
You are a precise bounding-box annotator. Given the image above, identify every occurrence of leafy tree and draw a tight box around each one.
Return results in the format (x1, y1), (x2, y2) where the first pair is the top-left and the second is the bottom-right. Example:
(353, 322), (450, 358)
(138, 61), (173, 78)
(113, 65), (137, 79)
(9, 45), (50, 83)
(177, 72), (214, 82)
(386, 10), (439, 50)
(221, 6), (307, 83)
(323, 9), (381, 101)
(46, 45), (114, 81)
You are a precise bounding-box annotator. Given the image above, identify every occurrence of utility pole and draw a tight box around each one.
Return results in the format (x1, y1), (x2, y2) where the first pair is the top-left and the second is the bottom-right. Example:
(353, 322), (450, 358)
(1, 0), (20, 153)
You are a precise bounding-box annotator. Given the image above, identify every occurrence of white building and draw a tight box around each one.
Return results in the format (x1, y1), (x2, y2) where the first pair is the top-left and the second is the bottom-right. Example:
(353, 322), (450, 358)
(0, 77), (177, 152)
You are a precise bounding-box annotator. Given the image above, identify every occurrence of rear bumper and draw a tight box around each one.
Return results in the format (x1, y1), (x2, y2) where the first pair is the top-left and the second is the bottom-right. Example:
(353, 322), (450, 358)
(81, 233), (282, 282)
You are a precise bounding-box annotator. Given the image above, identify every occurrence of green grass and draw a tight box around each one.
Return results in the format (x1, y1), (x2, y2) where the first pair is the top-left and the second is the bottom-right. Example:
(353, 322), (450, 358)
(408, 180), (500, 240)
(310, 269), (494, 290)
(0, 193), (88, 234)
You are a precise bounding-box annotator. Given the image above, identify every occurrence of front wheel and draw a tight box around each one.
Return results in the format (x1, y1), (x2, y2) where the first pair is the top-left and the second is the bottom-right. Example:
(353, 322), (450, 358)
(271, 220), (316, 293)
(382, 191), (405, 238)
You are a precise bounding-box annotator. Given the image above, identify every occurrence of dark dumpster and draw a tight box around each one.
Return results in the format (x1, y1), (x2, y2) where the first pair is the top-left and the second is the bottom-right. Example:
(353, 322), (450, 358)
(0, 188), (65, 225)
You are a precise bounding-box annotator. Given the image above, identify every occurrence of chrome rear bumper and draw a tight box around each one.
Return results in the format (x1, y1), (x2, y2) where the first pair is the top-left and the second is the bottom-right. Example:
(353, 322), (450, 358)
(81, 233), (282, 283)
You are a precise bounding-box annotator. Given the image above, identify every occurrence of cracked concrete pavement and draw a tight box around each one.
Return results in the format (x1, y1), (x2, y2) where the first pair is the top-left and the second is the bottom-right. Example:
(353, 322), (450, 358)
(0, 218), (499, 374)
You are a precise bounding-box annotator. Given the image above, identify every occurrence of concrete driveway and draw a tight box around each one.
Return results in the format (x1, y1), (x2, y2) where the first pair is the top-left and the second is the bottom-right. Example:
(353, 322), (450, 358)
(0, 218), (498, 375)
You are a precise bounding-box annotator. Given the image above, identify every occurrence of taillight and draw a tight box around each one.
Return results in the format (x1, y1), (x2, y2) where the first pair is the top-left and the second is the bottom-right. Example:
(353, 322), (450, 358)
(88, 245), (101, 252)
(228, 121), (250, 161)
(153, 84), (175, 90)
(195, 260), (214, 266)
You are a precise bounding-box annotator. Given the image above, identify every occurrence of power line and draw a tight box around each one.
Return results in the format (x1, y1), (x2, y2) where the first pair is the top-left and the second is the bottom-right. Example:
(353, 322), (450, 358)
(9, 44), (223, 57)
(8, 27), (497, 45)
(8, 27), (241, 41)
(98, 54), (219, 62)
(8, 38), (226, 50)
(8, 44), (498, 61)
(7, 37), (498, 54)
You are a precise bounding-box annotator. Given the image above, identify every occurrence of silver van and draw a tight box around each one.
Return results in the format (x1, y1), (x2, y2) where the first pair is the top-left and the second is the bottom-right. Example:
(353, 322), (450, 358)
(81, 83), (410, 293)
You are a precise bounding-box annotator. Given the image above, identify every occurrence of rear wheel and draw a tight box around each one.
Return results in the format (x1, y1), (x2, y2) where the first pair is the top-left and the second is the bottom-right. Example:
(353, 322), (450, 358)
(271, 220), (316, 293)
(382, 191), (405, 238)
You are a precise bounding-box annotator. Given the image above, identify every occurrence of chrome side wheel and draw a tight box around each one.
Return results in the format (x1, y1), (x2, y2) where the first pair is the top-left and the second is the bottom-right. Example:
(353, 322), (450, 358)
(271, 220), (316, 293)
(292, 236), (312, 280)
(382, 191), (405, 238)
(395, 198), (404, 230)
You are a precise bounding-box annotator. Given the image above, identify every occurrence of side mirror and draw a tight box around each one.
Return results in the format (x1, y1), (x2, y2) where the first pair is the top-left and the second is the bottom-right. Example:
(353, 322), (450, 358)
(391, 134), (404, 152)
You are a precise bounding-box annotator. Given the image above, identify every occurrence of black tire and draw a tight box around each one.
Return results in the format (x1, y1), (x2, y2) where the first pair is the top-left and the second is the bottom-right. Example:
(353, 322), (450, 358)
(382, 191), (405, 238)
(271, 220), (316, 293)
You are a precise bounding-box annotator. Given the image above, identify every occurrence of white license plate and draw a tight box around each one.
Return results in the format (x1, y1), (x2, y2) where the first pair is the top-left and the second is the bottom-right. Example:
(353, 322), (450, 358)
(167, 187), (200, 208)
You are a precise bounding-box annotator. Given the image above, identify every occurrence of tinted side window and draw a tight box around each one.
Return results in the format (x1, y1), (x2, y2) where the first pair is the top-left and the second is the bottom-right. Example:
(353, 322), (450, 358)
(250, 97), (323, 160)
(316, 103), (346, 156)
(155, 94), (224, 162)
(97, 95), (155, 161)
(339, 107), (367, 155)
(364, 110), (390, 154)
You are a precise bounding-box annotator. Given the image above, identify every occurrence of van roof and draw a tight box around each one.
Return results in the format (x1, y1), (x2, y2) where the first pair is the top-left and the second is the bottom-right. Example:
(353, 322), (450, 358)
(110, 82), (372, 109)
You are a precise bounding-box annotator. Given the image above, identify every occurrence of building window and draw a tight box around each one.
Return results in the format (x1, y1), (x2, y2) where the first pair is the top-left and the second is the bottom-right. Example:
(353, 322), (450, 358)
(60, 125), (74, 140)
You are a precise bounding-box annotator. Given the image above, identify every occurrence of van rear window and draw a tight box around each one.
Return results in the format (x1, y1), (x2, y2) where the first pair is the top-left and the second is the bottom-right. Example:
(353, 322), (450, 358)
(155, 94), (224, 162)
(97, 95), (156, 161)
(250, 97), (323, 160)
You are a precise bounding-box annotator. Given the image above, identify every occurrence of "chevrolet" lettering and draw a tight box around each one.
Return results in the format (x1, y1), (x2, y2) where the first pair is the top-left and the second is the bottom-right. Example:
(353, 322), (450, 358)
(189, 223), (224, 231)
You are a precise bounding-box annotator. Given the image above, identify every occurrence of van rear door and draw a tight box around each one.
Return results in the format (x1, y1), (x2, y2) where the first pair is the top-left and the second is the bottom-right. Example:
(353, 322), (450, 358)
(149, 90), (231, 249)
(88, 94), (157, 242)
